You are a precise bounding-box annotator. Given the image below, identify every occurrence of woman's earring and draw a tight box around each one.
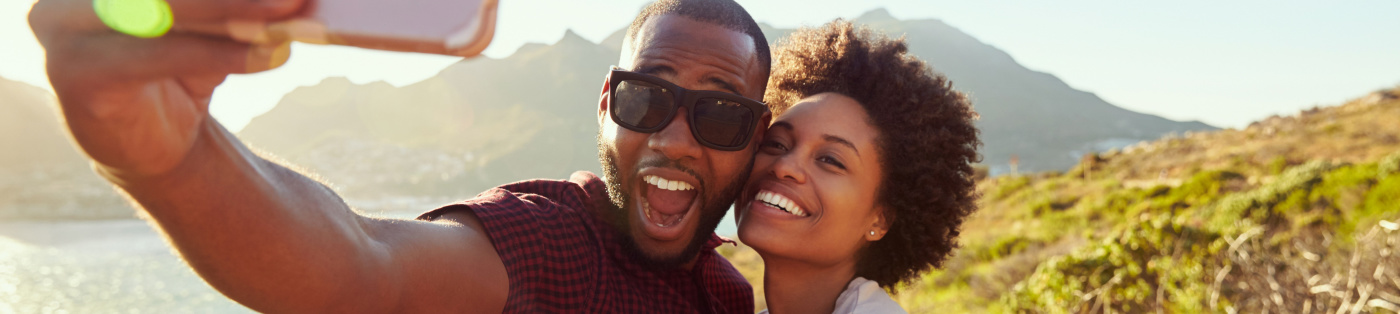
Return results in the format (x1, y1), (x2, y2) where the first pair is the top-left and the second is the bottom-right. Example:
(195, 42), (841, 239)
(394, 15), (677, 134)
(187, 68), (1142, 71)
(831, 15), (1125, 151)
(869, 230), (876, 236)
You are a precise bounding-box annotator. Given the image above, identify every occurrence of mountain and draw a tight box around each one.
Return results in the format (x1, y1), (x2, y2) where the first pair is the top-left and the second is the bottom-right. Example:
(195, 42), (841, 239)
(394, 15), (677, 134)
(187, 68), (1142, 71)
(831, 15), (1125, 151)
(239, 30), (611, 201)
(842, 9), (1216, 172)
(0, 76), (80, 167)
(0, 77), (131, 220)
(239, 9), (1214, 202)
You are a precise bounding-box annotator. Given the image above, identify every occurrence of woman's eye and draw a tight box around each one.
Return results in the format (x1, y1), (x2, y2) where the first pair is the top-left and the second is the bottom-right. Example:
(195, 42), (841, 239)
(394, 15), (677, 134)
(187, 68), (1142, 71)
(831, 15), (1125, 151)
(760, 140), (787, 153)
(818, 156), (846, 170)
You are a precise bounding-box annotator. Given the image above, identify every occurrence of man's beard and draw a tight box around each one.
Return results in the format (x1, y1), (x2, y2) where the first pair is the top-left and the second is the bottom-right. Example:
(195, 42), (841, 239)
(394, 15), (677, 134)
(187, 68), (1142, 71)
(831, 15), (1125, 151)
(597, 131), (751, 270)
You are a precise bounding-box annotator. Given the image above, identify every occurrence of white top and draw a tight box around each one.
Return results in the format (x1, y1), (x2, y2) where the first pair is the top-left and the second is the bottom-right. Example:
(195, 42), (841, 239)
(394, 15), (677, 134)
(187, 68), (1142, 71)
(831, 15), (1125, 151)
(759, 277), (907, 314)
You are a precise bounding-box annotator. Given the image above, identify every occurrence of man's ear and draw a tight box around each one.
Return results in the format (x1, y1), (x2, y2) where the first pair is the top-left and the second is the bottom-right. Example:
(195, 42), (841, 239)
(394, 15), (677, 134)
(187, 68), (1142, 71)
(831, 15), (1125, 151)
(865, 206), (892, 241)
(750, 111), (773, 150)
(598, 74), (611, 126)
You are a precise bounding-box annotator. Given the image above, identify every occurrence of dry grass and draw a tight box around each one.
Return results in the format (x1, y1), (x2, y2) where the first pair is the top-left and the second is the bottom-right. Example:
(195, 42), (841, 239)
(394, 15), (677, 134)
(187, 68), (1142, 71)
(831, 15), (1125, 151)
(1211, 221), (1400, 313)
(1100, 87), (1400, 182)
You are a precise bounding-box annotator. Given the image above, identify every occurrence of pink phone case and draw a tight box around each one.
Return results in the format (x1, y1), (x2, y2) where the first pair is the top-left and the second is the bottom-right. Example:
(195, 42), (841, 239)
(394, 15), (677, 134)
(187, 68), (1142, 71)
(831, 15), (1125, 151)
(229, 0), (499, 57)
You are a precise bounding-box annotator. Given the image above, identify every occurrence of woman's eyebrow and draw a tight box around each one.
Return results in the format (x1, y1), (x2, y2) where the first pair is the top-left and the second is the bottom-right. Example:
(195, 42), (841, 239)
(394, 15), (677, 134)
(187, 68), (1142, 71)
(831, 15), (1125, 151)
(823, 134), (860, 158)
(770, 121), (794, 131)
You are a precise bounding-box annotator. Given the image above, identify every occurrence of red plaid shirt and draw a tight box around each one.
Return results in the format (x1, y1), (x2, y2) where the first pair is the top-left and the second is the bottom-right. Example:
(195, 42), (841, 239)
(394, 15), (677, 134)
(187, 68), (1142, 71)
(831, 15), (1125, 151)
(418, 171), (754, 313)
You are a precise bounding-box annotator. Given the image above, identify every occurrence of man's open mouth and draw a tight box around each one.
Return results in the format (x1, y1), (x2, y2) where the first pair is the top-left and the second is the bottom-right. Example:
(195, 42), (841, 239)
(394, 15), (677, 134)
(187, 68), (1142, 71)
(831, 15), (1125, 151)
(641, 175), (698, 228)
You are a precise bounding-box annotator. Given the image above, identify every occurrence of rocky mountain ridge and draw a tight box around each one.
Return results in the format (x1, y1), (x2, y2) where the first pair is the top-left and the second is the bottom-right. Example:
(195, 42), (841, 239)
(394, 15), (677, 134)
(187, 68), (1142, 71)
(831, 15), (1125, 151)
(2, 9), (1218, 218)
(235, 9), (1215, 202)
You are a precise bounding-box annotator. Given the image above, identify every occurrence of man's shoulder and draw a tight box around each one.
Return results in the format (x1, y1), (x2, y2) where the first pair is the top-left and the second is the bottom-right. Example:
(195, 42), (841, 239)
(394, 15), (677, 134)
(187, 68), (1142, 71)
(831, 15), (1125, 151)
(413, 172), (617, 310)
(497, 172), (595, 195)
(490, 171), (605, 210)
(698, 241), (751, 286)
(697, 236), (756, 313)
(413, 172), (611, 264)
(417, 171), (604, 221)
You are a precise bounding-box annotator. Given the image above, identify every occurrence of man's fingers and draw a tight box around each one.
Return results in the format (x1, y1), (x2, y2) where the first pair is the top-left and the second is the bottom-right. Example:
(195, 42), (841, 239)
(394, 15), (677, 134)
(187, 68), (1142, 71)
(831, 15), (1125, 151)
(118, 35), (293, 77)
(29, 0), (105, 40)
(165, 0), (305, 25)
(28, 0), (304, 41)
(50, 34), (290, 85)
(179, 75), (232, 106)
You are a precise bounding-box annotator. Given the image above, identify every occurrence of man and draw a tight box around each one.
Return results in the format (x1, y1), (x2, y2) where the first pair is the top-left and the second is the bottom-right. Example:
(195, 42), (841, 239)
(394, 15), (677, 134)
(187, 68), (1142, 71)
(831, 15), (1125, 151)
(28, 0), (771, 312)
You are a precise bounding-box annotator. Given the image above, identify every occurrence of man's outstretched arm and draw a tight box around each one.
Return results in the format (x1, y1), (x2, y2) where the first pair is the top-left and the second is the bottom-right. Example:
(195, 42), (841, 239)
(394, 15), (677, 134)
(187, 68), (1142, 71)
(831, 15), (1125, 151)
(29, 0), (506, 312)
(120, 121), (507, 313)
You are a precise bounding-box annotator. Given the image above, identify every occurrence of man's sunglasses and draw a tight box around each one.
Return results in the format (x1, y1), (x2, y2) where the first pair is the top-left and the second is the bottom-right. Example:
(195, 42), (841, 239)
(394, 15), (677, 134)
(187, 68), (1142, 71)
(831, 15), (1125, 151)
(608, 68), (769, 151)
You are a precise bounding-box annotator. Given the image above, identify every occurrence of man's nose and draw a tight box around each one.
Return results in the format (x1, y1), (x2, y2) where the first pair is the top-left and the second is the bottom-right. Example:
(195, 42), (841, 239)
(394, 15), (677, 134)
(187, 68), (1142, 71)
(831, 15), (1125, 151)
(648, 109), (704, 161)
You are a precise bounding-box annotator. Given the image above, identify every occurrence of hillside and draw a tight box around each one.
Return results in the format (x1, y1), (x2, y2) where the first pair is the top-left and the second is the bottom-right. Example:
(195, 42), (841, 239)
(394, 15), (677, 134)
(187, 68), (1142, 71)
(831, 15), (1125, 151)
(0, 77), (132, 220)
(719, 87), (1400, 312)
(0, 76), (79, 167)
(239, 30), (609, 203)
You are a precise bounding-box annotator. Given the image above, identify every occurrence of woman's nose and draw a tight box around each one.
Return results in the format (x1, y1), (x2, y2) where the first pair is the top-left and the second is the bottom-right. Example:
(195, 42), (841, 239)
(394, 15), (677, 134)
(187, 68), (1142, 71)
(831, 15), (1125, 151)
(769, 152), (807, 184)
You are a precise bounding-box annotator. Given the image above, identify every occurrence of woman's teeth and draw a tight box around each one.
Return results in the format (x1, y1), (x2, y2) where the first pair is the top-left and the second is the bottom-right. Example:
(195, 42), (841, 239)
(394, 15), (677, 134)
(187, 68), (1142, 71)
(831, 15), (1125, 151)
(757, 191), (807, 217)
(645, 175), (695, 191)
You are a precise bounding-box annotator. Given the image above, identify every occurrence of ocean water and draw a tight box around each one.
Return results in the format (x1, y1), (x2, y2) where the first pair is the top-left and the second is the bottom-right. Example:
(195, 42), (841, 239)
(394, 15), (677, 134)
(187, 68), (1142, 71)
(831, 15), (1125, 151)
(0, 220), (251, 313)
(0, 211), (742, 313)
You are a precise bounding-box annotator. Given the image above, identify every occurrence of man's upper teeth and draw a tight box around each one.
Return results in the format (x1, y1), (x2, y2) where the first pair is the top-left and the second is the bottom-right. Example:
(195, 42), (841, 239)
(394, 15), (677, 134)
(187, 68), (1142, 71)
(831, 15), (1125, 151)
(757, 191), (806, 216)
(645, 175), (694, 191)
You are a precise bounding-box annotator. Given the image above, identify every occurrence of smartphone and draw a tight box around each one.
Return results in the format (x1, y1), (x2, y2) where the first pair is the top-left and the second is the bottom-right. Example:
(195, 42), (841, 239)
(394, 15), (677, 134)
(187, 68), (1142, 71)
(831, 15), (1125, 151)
(228, 0), (499, 57)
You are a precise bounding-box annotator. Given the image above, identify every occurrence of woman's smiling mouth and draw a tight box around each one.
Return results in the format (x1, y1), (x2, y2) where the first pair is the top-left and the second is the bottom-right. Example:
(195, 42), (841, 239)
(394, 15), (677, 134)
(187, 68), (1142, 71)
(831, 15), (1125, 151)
(756, 190), (807, 217)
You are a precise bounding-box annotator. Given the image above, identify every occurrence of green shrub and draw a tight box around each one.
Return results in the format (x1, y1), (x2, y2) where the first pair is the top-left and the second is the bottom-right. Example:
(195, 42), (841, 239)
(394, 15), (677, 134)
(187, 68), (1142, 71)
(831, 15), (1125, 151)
(1158, 170), (1244, 211)
(1002, 216), (1223, 313)
(1378, 149), (1400, 178)
(1028, 194), (1079, 216)
(990, 176), (1033, 200)
(1206, 160), (1335, 234)
(1351, 174), (1400, 237)
(980, 236), (1036, 260)
(1311, 163), (1377, 205)
(1089, 187), (1159, 224)
(1268, 156), (1289, 175)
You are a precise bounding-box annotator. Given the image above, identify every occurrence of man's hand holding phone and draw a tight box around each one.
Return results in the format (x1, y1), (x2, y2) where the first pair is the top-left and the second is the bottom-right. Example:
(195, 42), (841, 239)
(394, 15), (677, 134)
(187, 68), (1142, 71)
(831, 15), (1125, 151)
(30, 0), (497, 181)
(29, 0), (305, 179)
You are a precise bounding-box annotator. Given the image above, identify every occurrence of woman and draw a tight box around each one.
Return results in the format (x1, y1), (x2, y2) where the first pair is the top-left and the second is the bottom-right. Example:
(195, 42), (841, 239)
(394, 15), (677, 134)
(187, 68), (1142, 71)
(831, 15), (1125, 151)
(736, 20), (981, 313)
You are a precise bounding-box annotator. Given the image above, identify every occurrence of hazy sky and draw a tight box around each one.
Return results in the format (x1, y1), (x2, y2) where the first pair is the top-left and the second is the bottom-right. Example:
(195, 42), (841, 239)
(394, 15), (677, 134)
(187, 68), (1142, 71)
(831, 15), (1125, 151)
(3, 0), (1398, 131)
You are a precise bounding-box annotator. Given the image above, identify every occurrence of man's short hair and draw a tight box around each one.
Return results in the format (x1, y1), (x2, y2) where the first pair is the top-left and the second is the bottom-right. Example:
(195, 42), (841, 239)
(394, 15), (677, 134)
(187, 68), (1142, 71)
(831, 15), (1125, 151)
(625, 0), (772, 84)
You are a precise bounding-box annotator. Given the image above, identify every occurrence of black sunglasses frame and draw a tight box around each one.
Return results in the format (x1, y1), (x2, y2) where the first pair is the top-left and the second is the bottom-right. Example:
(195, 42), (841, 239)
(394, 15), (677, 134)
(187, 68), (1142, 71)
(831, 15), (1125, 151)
(607, 69), (770, 151)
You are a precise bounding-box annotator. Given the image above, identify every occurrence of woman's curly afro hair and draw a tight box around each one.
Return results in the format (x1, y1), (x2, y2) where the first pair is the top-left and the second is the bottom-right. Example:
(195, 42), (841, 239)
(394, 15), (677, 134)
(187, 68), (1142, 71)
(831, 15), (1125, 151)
(764, 20), (982, 290)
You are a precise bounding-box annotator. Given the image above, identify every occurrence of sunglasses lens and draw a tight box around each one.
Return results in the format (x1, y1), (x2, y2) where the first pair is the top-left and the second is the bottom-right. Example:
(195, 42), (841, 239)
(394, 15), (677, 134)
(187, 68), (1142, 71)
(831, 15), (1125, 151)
(693, 98), (755, 148)
(614, 79), (675, 129)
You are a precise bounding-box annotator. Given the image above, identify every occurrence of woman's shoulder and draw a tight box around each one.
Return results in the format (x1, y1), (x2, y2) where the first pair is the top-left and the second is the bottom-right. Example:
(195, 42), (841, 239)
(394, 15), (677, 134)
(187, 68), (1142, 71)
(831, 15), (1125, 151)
(832, 277), (907, 314)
